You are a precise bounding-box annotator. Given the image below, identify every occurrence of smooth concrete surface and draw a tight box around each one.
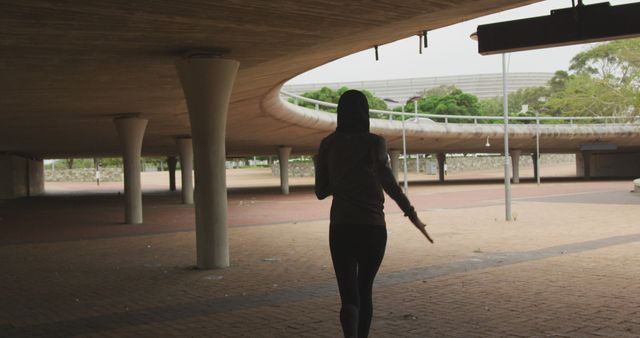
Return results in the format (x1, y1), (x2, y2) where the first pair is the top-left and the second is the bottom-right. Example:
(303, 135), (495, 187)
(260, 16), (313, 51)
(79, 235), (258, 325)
(1, 1), (551, 158)
(576, 151), (640, 179)
(176, 137), (194, 205)
(277, 146), (292, 195)
(2, 2), (639, 158)
(175, 56), (239, 269)
(0, 155), (44, 199)
(167, 156), (177, 191)
(114, 117), (148, 224)
(576, 151), (591, 179)
(27, 159), (45, 196)
(437, 153), (446, 182)
(589, 151), (640, 178)
(511, 149), (521, 184)
(0, 155), (28, 199)
(389, 150), (400, 182)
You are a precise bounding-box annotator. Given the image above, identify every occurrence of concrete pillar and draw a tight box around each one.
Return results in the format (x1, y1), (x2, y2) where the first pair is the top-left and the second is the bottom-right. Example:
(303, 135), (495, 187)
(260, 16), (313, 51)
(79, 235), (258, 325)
(114, 116), (148, 224)
(1, 155), (45, 199)
(510, 149), (521, 184)
(175, 55), (239, 269)
(167, 156), (177, 191)
(389, 149), (401, 182)
(277, 146), (292, 195)
(436, 153), (446, 182)
(27, 159), (45, 196)
(176, 137), (194, 204)
(582, 151), (592, 180)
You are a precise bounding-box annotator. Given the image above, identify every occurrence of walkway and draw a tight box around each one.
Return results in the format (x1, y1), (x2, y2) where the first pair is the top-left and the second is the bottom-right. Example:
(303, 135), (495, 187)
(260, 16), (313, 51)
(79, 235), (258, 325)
(1, 170), (639, 337)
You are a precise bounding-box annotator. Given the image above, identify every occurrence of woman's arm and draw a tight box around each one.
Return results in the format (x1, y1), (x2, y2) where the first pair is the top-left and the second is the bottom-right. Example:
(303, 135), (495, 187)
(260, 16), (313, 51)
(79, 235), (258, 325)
(373, 137), (413, 214)
(314, 137), (332, 200)
(374, 137), (433, 243)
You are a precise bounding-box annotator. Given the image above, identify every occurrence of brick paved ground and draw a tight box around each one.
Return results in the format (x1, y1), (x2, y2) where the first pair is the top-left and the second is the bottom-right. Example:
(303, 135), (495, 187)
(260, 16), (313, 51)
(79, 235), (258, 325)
(1, 168), (639, 337)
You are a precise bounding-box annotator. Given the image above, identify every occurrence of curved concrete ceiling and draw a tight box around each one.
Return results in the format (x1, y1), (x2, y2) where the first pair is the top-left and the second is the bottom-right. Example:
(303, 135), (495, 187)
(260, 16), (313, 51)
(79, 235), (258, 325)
(1, 0), (541, 158)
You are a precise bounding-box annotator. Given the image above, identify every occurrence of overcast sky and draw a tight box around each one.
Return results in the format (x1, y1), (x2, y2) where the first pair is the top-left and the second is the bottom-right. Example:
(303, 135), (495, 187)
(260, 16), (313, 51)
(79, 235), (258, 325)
(288, 0), (635, 85)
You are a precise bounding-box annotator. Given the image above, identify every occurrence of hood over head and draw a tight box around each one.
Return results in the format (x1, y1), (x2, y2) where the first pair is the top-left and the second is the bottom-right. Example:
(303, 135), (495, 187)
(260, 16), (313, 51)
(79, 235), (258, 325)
(336, 90), (370, 133)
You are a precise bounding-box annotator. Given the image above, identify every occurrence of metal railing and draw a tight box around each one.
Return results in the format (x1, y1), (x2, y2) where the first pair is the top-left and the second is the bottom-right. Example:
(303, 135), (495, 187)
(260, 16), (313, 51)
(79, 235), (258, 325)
(281, 90), (640, 125)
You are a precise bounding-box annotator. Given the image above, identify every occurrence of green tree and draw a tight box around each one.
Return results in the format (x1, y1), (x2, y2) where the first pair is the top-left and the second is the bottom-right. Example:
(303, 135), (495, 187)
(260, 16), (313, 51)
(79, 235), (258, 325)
(290, 86), (389, 116)
(570, 38), (640, 87)
(548, 38), (640, 118)
(545, 74), (636, 117)
(405, 88), (479, 122)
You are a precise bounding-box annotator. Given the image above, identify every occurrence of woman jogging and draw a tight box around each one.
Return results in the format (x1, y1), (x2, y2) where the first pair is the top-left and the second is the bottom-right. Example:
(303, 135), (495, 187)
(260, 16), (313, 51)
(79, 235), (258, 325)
(314, 89), (433, 338)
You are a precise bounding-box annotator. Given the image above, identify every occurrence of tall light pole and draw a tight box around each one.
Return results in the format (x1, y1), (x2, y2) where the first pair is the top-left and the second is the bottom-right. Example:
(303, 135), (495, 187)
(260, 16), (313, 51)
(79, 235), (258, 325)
(384, 97), (419, 194)
(472, 31), (511, 221)
(535, 96), (547, 186)
(501, 53), (512, 221)
(536, 109), (540, 185)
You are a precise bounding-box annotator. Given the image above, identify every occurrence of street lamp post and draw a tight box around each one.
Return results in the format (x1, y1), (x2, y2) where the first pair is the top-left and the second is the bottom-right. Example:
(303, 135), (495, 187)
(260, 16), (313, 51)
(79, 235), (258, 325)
(401, 113), (408, 193)
(536, 109), (541, 185)
(384, 97), (418, 194)
(472, 31), (512, 221)
(501, 53), (512, 221)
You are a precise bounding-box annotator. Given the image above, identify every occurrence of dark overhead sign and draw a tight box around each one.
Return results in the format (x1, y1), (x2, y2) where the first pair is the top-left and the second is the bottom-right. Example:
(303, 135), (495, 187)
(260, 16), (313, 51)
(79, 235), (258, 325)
(476, 2), (640, 55)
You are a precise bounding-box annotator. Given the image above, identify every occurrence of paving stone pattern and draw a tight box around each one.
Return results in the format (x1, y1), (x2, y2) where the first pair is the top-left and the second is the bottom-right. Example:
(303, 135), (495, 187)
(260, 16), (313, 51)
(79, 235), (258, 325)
(1, 180), (639, 337)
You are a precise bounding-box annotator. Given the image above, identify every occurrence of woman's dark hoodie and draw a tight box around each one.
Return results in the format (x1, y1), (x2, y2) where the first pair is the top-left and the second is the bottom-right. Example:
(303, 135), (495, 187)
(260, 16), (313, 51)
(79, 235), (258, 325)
(314, 90), (415, 227)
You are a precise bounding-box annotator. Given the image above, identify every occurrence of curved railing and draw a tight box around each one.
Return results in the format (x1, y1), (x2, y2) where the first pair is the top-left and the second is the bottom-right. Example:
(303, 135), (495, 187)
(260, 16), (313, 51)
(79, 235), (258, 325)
(280, 90), (640, 125)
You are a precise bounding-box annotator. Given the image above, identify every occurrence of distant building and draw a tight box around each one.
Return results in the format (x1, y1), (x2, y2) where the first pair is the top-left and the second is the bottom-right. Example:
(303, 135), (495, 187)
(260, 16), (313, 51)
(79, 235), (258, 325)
(283, 72), (554, 104)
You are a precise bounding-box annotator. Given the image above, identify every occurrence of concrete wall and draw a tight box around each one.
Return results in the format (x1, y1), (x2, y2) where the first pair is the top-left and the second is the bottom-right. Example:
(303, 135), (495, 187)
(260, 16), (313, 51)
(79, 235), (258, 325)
(28, 158), (45, 196)
(578, 151), (640, 178)
(45, 168), (123, 182)
(271, 154), (576, 178)
(0, 154), (44, 199)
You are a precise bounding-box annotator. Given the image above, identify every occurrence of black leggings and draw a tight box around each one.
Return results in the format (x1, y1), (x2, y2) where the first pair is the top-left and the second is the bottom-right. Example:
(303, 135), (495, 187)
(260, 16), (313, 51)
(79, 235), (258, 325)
(329, 224), (387, 338)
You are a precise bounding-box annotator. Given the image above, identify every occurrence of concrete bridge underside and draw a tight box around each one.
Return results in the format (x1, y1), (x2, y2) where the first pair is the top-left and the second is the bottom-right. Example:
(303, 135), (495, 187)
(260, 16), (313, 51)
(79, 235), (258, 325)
(2, 0), (544, 159)
(2, 1), (639, 159)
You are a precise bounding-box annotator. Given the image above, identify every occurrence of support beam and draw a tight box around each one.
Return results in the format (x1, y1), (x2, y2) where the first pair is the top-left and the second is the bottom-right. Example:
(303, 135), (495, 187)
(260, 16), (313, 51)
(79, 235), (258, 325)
(167, 156), (177, 191)
(26, 159), (44, 197)
(175, 55), (239, 269)
(510, 149), (521, 184)
(389, 149), (401, 182)
(532, 153), (539, 183)
(114, 116), (148, 224)
(0, 155), (44, 199)
(436, 153), (446, 182)
(277, 146), (292, 195)
(176, 137), (194, 205)
(577, 151), (592, 180)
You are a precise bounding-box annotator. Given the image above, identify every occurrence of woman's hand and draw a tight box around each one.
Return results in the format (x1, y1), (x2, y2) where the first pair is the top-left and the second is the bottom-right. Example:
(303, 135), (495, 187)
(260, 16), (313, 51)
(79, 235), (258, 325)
(409, 212), (434, 244)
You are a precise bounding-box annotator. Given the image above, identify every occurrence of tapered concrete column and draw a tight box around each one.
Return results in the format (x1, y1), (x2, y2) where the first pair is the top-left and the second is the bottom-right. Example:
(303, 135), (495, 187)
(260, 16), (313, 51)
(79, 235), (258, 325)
(176, 137), (194, 204)
(277, 146), (292, 195)
(436, 153), (446, 182)
(389, 149), (401, 182)
(176, 55), (239, 269)
(167, 156), (177, 191)
(578, 151), (592, 180)
(114, 117), (148, 224)
(510, 149), (521, 184)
